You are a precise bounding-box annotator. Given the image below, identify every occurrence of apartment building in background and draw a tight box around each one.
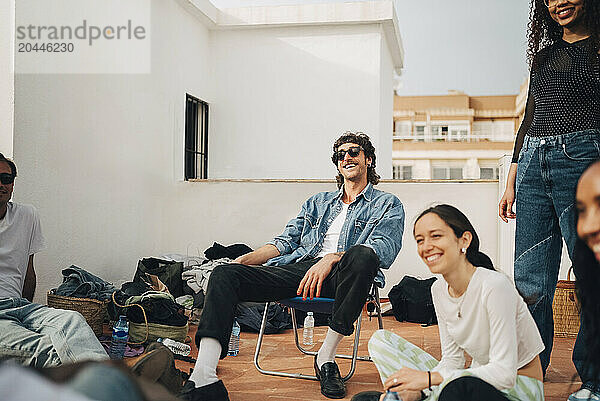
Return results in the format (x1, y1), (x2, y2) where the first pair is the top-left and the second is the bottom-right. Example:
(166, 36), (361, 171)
(392, 83), (528, 180)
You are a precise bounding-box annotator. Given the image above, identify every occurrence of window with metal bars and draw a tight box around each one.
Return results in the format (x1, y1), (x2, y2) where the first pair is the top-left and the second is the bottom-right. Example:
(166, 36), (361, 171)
(184, 94), (209, 180)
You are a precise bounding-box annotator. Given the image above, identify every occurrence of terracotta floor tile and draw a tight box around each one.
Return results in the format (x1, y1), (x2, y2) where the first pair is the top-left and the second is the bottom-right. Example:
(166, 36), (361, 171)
(176, 315), (580, 401)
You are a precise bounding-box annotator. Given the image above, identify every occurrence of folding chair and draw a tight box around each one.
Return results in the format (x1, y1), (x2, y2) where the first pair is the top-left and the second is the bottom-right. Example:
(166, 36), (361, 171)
(253, 282), (384, 381)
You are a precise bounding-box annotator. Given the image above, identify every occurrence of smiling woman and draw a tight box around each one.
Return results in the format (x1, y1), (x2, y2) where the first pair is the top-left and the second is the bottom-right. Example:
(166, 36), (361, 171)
(352, 205), (544, 401)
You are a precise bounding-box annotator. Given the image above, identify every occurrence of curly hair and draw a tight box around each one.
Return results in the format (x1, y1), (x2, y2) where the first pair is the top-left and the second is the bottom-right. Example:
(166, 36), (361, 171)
(331, 132), (380, 188)
(527, 0), (600, 69)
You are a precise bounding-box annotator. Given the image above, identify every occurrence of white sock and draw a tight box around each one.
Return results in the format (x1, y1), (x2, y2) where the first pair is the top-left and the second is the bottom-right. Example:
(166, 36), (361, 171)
(189, 337), (221, 388)
(316, 328), (344, 368)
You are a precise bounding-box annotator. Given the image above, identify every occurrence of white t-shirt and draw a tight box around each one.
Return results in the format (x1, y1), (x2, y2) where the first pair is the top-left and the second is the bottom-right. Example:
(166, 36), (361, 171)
(0, 202), (46, 299)
(316, 202), (350, 258)
(431, 267), (544, 390)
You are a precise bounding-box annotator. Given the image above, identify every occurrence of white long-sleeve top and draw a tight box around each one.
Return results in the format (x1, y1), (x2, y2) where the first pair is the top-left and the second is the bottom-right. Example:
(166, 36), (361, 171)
(431, 267), (544, 390)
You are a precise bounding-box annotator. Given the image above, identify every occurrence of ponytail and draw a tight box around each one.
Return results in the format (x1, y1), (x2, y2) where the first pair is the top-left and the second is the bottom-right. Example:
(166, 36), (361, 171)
(466, 249), (494, 271)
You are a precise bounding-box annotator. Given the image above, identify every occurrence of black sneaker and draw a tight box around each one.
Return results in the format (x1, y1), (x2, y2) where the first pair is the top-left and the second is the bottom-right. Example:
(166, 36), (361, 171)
(179, 380), (230, 401)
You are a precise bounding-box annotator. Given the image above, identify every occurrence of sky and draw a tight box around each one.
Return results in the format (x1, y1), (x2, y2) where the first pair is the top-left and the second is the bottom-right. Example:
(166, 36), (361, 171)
(211, 0), (532, 96)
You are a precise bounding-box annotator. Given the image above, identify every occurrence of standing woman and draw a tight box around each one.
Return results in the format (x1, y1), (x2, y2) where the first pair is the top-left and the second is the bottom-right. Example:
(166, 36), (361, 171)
(498, 0), (600, 385)
(352, 205), (544, 401)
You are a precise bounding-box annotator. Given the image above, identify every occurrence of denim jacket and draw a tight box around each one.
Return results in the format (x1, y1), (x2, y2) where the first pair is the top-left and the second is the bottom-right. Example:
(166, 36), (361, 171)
(266, 183), (404, 286)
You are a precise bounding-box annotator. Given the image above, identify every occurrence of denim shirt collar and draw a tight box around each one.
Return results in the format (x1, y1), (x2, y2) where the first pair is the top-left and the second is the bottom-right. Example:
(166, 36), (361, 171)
(335, 182), (374, 203)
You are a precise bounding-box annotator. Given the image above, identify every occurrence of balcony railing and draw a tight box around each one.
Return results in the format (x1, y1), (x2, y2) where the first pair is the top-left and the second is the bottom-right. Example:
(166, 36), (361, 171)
(393, 132), (515, 142)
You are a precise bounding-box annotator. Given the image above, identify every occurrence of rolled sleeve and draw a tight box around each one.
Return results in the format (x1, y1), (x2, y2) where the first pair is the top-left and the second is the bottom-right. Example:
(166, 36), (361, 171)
(266, 237), (293, 256)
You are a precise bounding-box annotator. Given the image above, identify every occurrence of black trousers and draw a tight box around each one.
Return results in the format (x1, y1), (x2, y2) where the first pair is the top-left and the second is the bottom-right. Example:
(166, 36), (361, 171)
(195, 245), (379, 359)
(438, 376), (511, 401)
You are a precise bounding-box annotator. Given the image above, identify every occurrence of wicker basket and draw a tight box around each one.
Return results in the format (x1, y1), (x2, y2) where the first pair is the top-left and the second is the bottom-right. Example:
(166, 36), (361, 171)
(47, 290), (108, 337)
(552, 268), (580, 338)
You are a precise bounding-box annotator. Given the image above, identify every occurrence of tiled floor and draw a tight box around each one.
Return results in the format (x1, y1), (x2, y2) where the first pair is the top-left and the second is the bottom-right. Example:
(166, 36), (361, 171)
(175, 314), (579, 401)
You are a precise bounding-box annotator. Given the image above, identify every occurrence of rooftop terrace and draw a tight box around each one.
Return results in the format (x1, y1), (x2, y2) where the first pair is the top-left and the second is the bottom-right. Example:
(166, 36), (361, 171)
(175, 315), (579, 401)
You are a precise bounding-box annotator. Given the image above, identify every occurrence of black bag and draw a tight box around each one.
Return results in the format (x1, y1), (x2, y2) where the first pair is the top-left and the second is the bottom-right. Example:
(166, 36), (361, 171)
(388, 276), (437, 326)
(108, 286), (188, 327)
(235, 302), (292, 334)
(133, 258), (186, 298)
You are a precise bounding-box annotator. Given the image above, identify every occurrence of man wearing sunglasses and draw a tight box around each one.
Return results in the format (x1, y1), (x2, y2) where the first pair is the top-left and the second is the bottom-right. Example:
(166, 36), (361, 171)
(183, 132), (405, 401)
(0, 153), (108, 367)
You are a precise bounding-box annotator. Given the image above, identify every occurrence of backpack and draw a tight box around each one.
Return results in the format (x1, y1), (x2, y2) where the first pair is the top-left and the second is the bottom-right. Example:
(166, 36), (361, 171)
(235, 302), (292, 334)
(388, 276), (438, 326)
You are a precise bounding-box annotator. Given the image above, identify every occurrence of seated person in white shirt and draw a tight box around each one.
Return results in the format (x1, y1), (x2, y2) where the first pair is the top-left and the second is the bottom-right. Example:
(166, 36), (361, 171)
(352, 204), (544, 401)
(0, 152), (108, 367)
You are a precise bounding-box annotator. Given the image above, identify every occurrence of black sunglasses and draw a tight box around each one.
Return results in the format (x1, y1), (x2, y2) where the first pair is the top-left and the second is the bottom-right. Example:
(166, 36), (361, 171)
(0, 173), (15, 185)
(334, 146), (362, 162)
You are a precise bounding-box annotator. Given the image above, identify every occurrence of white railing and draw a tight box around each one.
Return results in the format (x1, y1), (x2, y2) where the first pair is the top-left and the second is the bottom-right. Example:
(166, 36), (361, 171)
(393, 133), (515, 142)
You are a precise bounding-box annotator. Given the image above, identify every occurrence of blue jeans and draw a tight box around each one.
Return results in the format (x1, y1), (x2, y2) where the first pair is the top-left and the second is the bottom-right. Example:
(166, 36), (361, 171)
(514, 129), (600, 377)
(67, 364), (143, 401)
(0, 298), (108, 367)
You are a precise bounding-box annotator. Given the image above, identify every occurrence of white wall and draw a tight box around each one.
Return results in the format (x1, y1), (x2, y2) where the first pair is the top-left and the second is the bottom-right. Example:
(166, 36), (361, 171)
(377, 33), (394, 178)
(13, 0), (215, 302)
(161, 181), (500, 298)
(209, 24), (388, 179)
(13, 0), (405, 302)
(0, 0), (15, 157)
(18, 175), (498, 301)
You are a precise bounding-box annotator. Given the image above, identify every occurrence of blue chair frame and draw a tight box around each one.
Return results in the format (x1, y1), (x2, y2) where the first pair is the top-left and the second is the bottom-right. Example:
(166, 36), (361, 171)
(253, 283), (383, 381)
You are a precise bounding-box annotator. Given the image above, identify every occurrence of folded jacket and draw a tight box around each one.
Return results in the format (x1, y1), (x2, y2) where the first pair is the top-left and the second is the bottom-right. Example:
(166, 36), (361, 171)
(55, 265), (117, 301)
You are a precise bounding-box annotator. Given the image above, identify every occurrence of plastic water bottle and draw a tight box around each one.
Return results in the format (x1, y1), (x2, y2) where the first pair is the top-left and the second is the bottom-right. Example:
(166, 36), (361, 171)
(227, 319), (240, 356)
(157, 337), (191, 356)
(383, 390), (402, 400)
(109, 315), (129, 360)
(303, 312), (314, 347)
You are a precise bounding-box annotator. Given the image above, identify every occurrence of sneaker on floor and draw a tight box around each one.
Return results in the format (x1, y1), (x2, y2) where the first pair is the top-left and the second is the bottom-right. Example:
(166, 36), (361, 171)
(568, 388), (600, 401)
(179, 380), (230, 401)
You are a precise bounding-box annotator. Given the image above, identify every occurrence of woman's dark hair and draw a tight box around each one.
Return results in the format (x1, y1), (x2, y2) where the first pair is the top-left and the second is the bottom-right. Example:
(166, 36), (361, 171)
(414, 204), (494, 270)
(0, 153), (17, 177)
(527, 0), (600, 69)
(572, 240), (600, 380)
(573, 161), (600, 381)
(332, 132), (380, 188)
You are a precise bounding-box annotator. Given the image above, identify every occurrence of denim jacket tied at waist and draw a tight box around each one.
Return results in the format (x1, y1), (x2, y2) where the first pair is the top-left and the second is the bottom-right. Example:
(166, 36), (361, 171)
(266, 183), (404, 287)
